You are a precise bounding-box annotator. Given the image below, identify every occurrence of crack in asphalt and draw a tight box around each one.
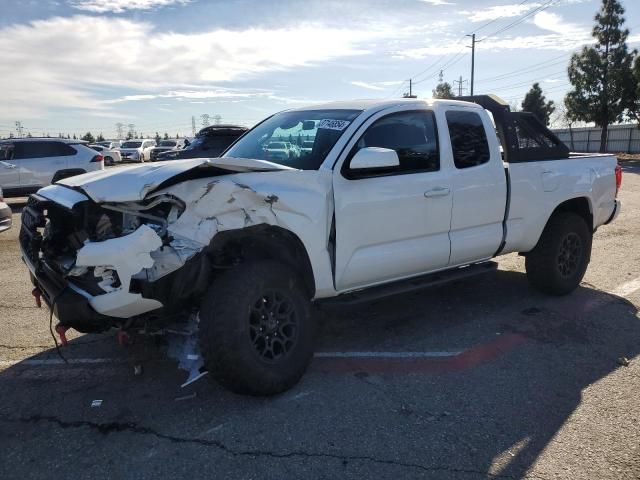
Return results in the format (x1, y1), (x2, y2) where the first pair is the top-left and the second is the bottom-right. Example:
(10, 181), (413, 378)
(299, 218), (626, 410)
(0, 413), (520, 478)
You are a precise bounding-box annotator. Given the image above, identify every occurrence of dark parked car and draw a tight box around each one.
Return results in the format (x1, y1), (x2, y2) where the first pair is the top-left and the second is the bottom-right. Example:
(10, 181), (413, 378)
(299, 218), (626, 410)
(156, 125), (248, 161)
(149, 138), (188, 161)
(0, 187), (12, 232)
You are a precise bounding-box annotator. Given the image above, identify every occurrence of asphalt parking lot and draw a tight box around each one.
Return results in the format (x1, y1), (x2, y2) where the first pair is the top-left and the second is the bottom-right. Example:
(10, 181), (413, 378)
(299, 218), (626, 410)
(1, 161), (639, 479)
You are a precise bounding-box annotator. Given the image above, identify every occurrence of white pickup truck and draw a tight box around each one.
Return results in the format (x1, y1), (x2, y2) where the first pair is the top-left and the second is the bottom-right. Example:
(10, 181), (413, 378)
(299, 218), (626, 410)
(20, 96), (621, 395)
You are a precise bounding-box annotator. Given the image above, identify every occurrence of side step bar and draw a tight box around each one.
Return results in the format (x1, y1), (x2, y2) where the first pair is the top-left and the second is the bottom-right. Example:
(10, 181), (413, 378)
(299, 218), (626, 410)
(321, 261), (498, 306)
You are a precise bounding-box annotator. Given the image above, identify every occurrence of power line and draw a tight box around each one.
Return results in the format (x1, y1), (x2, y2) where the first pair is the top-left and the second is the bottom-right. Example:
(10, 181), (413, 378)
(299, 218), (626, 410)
(477, 0), (561, 42)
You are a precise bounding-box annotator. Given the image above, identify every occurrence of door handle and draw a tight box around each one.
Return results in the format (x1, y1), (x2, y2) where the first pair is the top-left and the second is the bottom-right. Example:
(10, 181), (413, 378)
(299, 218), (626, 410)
(424, 187), (450, 198)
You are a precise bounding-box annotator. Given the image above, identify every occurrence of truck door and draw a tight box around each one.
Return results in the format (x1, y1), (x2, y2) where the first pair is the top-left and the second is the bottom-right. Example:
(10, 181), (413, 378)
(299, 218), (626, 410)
(0, 144), (20, 190)
(333, 109), (453, 291)
(444, 109), (507, 265)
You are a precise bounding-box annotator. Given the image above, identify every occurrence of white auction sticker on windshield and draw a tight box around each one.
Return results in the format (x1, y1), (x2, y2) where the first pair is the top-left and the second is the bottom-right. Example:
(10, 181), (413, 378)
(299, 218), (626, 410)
(318, 119), (350, 131)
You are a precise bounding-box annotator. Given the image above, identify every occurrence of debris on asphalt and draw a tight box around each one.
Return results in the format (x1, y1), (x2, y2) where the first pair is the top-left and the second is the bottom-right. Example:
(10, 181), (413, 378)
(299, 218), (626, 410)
(133, 364), (143, 376)
(166, 313), (207, 387)
(174, 393), (197, 402)
(91, 399), (103, 408)
(617, 357), (631, 367)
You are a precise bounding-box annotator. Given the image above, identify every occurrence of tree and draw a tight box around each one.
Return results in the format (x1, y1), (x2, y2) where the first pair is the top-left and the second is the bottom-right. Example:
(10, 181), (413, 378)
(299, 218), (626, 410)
(81, 132), (95, 143)
(155, 132), (161, 144)
(630, 56), (640, 121)
(72, 134), (77, 140)
(522, 83), (555, 126)
(432, 82), (455, 99)
(96, 133), (105, 142)
(126, 130), (133, 140)
(163, 132), (169, 140)
(565, 0), (636, 152)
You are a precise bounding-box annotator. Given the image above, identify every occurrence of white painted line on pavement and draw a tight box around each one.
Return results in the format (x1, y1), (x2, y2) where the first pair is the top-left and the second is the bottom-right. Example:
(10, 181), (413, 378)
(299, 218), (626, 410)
(609, 276), (640, 299)
(0, 358), (124, 367)
(314, 351), (462, 358)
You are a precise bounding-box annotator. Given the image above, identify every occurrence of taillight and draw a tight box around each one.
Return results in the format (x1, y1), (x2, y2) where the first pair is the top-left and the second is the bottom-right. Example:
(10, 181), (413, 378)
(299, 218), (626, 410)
(91, 154), (104, 163)
(615, 164), (622, 197)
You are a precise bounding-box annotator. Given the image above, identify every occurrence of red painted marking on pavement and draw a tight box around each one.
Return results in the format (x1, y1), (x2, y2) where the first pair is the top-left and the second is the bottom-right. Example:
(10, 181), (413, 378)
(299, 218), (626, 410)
(312, 333), (528, 374)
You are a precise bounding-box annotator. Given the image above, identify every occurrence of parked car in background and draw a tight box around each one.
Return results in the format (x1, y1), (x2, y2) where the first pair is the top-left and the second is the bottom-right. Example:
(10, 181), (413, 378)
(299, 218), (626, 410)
(89, 144), (122, 165)
(96, 140), (121, 149)
(119, 139), (156, 162)
(264, 141), (291, 161)
(149, 138), (188, 161)
(300, 140), (314, 155)
(0, 187), (11, 232)
(156, 125), (247, 161)
(0, 138), (104, 197)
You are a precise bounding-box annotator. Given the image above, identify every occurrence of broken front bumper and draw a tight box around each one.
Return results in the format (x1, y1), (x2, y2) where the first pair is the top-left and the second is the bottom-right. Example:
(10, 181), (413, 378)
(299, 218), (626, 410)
(19, 191), (164, 332)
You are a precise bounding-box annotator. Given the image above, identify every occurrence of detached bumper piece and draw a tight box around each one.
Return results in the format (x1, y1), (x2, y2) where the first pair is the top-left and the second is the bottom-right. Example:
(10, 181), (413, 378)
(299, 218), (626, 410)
(20, 194), (116, 333)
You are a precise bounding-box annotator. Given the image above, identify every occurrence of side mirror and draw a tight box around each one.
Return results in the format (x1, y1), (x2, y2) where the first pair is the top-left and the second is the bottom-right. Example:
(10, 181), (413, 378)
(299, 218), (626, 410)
(350, 147), (399, 170)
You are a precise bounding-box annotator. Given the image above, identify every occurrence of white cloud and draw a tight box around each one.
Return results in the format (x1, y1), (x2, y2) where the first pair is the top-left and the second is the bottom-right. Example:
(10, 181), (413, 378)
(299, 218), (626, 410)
(0, 15), (387, 118)
(69, 0), (190, 13)
(463, 3), (541, 22)
(420, 0), (454, 5)
(350, 81), (386, 91)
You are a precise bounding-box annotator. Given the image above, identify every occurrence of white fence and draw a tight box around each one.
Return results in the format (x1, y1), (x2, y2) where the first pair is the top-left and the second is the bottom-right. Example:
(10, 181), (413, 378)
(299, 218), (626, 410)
(552, 123), (640, 153)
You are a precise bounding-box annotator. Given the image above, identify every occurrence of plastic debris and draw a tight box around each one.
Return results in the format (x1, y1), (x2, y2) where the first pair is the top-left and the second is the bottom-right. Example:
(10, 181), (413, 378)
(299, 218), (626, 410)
(91, 400), (103, 408)
(174, 393), (197, 402)
(617, 357), (631, 367)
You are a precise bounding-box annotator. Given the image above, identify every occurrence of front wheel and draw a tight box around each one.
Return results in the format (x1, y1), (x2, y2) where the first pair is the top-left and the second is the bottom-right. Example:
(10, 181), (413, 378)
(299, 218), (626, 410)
(525, 212), (592, 295)
(199, 260), (316, 395)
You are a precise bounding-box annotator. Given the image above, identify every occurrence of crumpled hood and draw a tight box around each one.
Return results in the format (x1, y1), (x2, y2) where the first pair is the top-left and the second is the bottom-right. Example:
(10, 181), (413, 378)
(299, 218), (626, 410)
(56, 157), (295, 203)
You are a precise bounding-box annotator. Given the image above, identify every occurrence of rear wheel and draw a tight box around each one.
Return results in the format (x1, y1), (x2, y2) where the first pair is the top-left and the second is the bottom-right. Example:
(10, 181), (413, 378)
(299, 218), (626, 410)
(104, 156), (114, 166)
(199, 260), (316, 395)
(525, 212), (591, 295)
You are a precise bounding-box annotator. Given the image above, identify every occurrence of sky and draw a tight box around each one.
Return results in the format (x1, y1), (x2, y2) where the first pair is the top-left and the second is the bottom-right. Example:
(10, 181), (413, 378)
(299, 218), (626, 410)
(0, 0), (638, 138)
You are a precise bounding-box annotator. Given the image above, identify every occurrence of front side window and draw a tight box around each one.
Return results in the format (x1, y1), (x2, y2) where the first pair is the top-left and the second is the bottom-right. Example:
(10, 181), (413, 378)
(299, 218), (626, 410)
(446, 110), (491, 169)
(121, 141), (142, 148)
(346, 110), (440, 175)
(159, 140), (176, 147)
(224, 109), (362, 170)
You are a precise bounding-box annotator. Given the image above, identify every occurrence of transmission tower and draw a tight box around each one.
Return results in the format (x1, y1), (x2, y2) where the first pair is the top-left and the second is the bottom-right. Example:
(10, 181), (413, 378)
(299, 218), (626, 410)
(212, 114), (222, 125)
(453, 76), (468, 96)
(201, 114), (210, 128)
(115, 123), (124, 139)
(15, 121), (24, 138)
(127, 124), (136, 139)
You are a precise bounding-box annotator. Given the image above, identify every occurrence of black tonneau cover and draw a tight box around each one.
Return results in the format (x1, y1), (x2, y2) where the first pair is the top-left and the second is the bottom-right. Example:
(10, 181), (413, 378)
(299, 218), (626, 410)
(457, 95), (570, 163)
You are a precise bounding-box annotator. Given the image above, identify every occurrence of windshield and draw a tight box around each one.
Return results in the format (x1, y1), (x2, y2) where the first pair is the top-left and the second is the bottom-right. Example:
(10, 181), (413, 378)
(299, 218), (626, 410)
(121, 141), (142, 148)
(159, 140), (176, 147)
(223, 109), (362, 169)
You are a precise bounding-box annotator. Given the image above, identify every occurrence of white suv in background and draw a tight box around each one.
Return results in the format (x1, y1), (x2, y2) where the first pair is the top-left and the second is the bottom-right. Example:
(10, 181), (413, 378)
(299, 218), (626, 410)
(119, 139), (157, 162)
(0, 138), (104, 197)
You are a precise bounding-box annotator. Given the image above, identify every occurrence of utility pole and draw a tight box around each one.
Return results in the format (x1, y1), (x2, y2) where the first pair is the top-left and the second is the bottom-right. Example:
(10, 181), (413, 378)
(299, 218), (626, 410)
(453, 76), (468, 96)
(403, 79), (417, 98)
(115, 122), (124, 140)
(466, 33), (476, 96)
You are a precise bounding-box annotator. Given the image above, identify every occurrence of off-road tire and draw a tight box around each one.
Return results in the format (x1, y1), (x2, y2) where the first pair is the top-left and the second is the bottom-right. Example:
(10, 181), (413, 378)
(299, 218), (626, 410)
(199, 260), (316, 395)
(525, 212), (591, 296)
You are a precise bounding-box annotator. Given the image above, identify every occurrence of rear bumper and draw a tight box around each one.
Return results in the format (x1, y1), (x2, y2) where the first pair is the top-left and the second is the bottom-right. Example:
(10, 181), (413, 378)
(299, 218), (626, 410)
(604, 199), (621, 225)
(0, 202), (11, 232)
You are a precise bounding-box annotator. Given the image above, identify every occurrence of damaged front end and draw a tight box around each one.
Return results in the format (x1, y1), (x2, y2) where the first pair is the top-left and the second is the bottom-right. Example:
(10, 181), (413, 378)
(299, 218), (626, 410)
(20, 186), (194, 333)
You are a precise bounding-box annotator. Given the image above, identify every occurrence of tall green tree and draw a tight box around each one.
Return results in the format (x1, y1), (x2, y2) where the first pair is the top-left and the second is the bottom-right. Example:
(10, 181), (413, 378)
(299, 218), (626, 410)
(163, 132), (169, 140)
(565, 0), (636, 152)
(432, 82), (455, 99)
(155, 132), (161, 144)
(81, 132), (95, 143)
(96, 133), (105, 142)
(522, 83), (555, 126)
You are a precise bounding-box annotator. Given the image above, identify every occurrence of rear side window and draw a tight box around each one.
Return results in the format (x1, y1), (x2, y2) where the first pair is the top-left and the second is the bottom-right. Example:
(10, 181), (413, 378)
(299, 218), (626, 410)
(347, 110), (440, 175)
(446, 111), (491, 169)
(14, 141), (75, 159)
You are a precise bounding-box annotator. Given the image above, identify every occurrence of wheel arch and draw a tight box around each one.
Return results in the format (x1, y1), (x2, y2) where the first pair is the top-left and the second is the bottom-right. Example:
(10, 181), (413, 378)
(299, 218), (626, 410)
(550, 196), (593, 232)
(208, 224), (316, 298)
